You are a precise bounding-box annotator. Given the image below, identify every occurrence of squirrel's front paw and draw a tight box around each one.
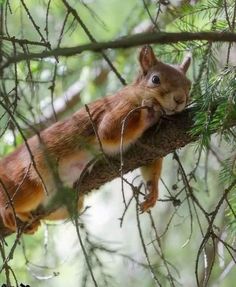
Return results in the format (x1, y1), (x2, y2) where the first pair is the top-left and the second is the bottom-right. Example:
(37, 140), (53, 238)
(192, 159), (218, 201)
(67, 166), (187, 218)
(142, 98), (163, 127)
(142, 98), (160, 111)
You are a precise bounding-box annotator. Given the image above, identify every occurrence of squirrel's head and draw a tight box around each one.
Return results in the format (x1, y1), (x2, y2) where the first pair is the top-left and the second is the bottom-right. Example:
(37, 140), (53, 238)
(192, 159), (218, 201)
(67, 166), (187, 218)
(136, 45), (191, 115)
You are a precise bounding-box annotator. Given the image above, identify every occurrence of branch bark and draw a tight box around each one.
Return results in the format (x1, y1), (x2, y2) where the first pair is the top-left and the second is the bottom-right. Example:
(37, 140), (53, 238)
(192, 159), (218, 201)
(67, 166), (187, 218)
(1, 31), (236, 69)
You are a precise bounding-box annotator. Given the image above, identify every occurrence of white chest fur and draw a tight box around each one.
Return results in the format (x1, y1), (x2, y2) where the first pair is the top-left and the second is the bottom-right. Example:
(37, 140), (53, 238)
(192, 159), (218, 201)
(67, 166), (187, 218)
(58, 151), (92, 187)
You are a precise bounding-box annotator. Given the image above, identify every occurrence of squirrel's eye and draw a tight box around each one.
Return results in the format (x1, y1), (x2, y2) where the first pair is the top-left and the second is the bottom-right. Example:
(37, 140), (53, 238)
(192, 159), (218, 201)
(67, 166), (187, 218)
(152, 75), (160, 85)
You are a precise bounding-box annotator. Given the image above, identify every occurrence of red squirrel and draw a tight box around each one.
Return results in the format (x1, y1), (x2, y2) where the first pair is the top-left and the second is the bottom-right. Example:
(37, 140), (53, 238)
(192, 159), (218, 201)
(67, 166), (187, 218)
(0, 46), (191, 234)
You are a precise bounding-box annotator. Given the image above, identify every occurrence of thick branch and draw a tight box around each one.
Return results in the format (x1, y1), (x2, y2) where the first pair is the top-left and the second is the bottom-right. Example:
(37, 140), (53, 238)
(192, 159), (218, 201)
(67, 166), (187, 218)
(0, 108), (235, 237)
(1, 31), (236, 69)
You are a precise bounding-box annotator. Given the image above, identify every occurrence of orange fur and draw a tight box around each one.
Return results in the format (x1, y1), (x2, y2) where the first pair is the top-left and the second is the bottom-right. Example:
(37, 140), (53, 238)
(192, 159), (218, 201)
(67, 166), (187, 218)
(140, 158), (163, 212)
(0, 46), (191, 233)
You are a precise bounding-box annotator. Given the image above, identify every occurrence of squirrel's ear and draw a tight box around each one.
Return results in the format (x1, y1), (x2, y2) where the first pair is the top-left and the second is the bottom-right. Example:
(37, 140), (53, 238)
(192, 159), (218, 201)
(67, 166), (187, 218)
(139, 45), (158, 75)
(180, 53), (191, 74)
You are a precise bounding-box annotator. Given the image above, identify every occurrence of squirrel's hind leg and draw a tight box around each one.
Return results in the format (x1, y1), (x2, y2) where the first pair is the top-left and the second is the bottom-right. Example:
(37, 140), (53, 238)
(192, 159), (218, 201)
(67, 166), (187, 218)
(0, 207), (18, 232)
(140, 158), (163, 213)
(0, 180), (44, 234)
(0, 208), (41, 234)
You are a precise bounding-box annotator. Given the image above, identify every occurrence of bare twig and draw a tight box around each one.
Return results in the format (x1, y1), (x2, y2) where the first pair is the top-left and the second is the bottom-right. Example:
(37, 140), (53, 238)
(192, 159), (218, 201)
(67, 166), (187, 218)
(134, 187), (162, 286)
(195, 180), (236, 287)
(61, 0), (126, 85)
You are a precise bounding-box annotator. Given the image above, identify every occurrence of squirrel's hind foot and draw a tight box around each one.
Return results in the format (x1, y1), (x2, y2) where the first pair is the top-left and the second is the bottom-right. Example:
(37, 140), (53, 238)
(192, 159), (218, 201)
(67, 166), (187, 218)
(0, 208), (40, 234)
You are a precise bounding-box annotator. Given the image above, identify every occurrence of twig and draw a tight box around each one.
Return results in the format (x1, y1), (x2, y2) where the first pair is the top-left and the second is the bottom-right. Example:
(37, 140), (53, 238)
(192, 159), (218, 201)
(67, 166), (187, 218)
(0, 35), (51, 47)
(61, 0), (126, 85)
(195, 180), (236, 287)
(20, 0), (50, 48)
(148, 212), (178, 286)
(120, 106), (148, 208)
(134, 188), (162, 286)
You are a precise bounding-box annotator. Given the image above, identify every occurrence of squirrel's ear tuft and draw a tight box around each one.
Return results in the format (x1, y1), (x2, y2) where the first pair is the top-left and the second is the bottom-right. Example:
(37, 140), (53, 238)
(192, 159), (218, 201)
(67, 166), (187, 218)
(180, 53), (191, 74)
(139, 45), (158, 75)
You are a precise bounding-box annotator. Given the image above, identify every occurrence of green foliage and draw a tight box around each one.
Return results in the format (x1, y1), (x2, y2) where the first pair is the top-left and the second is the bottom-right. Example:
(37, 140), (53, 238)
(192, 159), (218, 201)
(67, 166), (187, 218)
(192, 67), (236, 146)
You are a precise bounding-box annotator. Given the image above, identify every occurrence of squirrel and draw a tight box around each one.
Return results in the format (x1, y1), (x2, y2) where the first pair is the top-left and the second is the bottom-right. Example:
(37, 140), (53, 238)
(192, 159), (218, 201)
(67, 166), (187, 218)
(0, 45), (191, 234)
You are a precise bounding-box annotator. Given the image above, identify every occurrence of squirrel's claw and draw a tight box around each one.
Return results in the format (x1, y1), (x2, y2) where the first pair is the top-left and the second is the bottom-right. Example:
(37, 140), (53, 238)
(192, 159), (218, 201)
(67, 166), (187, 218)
(139, 180), (158, 213)
(139, 194), (157, 213)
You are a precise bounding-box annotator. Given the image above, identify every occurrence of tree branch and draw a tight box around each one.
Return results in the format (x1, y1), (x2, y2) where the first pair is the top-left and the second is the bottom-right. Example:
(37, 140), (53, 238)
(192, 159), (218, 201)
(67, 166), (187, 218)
(0, 107), (235, 237)
(1, 31), (236, 70)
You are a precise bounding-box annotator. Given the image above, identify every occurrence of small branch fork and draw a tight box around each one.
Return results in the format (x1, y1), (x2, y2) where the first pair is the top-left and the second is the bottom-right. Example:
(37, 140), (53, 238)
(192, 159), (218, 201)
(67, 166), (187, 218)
(173, 151), (236, 287)
(61, 0), (126, 86)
